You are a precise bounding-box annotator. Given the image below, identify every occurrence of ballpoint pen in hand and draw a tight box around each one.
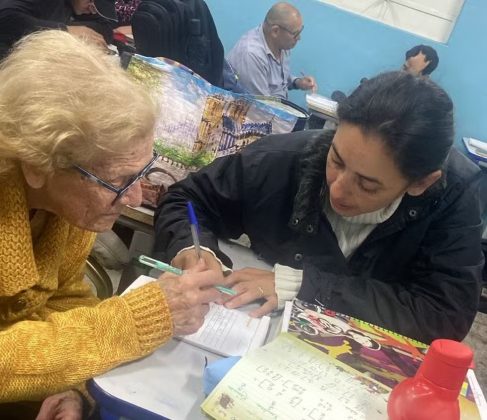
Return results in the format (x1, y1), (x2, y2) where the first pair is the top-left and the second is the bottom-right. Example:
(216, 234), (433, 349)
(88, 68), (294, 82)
(300, 70), (317, 93)
(138, 255), (237, 296)
(187, 201), (201, 259)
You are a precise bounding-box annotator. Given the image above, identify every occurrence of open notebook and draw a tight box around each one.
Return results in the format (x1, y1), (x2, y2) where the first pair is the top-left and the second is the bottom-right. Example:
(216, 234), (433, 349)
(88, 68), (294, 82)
(201, 299), (485, 420)
(180, 302), (270, 356)
(125, 275), (270, 357)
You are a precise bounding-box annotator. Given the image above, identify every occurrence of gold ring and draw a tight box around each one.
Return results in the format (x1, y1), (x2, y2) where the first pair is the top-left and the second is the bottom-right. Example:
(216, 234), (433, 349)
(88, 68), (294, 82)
(258, 286), (264, 296)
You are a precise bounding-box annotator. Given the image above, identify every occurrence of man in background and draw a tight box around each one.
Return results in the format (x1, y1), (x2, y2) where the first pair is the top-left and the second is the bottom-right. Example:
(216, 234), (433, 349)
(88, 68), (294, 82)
(330, 44), (440, 104)
(0, 0), (117, 59)
(225, 2), (316, 99)
(403, 44), (439, 77)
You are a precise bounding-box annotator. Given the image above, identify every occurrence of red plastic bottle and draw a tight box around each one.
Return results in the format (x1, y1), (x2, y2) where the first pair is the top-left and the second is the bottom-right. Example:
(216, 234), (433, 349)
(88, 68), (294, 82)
(387, 339), (473, 420)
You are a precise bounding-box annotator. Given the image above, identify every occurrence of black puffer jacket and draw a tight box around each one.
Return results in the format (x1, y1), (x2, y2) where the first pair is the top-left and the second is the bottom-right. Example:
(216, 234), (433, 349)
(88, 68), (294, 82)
(154, 130), (484, 343)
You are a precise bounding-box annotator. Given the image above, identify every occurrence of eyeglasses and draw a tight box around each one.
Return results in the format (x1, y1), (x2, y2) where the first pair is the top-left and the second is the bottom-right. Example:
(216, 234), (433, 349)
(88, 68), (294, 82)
(275, 24), (304, 39)
(72, 150), (159, 203)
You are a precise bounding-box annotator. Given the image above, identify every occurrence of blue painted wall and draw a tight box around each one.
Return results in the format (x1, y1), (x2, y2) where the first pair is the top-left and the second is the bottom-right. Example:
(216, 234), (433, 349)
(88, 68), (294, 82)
(207, 0), (487, 146)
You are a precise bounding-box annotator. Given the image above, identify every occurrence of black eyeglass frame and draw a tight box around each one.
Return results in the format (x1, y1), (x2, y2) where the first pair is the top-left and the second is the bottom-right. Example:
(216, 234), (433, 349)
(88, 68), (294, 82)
(274, 23), (304, 39)
(72, 150), (160, 202)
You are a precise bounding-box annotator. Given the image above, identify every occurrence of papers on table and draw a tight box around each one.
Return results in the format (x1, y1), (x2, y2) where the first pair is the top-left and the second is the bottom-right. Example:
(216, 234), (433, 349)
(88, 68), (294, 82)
(201, 333), (390, 420)
(125, 275), (270, 357)
(180, 303), (270, 357)
(306, 93), (339, 117)
(463, 137), (487, 159)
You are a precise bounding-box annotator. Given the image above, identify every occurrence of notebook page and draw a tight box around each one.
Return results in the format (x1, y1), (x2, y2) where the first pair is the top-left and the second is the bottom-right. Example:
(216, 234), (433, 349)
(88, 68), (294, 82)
(201, 333), (390, 420)
(124, 276), (270, 356)
(179, 303), (270, 357)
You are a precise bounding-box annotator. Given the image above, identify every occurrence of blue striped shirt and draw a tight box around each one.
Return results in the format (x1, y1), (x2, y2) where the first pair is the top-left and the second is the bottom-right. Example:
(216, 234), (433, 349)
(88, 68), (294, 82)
(227, 25), (295, 99)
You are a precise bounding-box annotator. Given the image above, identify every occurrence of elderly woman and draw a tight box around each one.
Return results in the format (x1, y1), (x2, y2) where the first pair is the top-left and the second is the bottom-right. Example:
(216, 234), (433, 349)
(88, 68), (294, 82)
(0, 31), (223, 417)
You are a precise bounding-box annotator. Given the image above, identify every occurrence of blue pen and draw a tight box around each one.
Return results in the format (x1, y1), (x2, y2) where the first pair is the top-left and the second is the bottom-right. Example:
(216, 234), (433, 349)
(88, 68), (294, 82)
(138, 255), (237, 296)
(187, 201), (201, 259)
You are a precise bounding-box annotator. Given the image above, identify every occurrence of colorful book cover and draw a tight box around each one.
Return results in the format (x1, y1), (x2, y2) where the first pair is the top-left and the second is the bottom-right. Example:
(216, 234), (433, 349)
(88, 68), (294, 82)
(285, 299), (482, 419)
(125, 55), (302, 207)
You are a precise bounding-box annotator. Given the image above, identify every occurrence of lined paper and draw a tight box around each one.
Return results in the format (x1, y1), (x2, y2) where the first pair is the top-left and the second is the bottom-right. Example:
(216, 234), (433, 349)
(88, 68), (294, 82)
(180, 303), (270, 356)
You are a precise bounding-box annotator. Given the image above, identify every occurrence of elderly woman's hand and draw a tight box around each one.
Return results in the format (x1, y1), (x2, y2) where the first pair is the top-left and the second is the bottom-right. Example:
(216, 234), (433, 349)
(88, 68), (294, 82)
(35, 390), (83, 420)
(157, 259), (223, 336)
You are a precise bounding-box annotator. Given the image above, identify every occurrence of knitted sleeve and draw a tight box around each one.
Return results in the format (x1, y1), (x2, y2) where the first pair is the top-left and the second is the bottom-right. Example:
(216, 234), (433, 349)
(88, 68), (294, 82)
(0, 228), (173, 403)
(0, 282), (173, 403)
(42, 229), (100, 316)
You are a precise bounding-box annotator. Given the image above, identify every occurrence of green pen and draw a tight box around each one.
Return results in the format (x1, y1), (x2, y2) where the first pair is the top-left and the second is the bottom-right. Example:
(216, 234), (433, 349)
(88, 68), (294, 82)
(138, 254), (183, 275)
(214, 285), (237, 296)
(138, 255), (237, 296)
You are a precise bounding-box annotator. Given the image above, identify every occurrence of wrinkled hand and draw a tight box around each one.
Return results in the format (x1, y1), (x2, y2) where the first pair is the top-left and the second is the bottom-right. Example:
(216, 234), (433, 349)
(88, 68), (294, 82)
(36, 390), (83, 420)
(295, 76), (317, 93)
(172, 248), (223, 272)
(222, 268), (277, 317)
(67, 25), (107, 49)
(158, 259), (223, 336)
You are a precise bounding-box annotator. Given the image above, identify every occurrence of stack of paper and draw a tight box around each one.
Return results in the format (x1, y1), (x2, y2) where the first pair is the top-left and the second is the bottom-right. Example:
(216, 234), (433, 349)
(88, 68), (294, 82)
(306, 93), (338, 117)
(463, 137), (487, 159)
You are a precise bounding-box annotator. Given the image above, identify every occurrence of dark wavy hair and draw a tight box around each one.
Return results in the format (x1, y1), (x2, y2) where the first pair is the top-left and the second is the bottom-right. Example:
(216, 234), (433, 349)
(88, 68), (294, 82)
(337, 71), (454, 182)
(405, 45), (439, 75)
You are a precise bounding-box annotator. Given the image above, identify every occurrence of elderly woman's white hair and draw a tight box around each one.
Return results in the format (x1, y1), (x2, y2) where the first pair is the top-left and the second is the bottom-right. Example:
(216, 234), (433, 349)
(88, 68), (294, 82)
(0, 30), (157, 176)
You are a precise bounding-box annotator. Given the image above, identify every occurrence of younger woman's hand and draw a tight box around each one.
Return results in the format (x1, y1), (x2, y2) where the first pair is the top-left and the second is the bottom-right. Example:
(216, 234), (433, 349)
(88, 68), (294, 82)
(222, 268), (278, 317)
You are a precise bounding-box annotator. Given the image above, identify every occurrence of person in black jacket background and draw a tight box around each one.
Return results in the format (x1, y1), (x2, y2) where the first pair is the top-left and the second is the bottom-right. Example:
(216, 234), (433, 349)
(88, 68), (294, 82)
(0, 0), (117, 59)
(154, 71), (484, 344)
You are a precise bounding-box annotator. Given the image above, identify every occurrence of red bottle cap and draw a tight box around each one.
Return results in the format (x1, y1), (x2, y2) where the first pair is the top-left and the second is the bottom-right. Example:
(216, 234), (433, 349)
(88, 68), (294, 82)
(418, 339), (473, 393)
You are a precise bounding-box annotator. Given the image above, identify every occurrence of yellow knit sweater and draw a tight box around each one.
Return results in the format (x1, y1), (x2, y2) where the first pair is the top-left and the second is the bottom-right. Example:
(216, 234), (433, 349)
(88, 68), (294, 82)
(0, 171), (173, 403)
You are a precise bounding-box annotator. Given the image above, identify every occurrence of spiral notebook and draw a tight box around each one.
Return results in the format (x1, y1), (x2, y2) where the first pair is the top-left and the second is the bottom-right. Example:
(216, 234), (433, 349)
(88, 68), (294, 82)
(282, 299), (485, 418)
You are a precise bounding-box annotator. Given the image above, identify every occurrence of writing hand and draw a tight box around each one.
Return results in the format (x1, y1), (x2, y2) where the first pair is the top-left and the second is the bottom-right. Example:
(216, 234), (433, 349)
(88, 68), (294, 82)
(158, 259), (223, 336)
(35, 390), (83, 420)
(222, 268), (278, 317)
(295, 76), (318, 93)
(67, 26), (107, 49)
(172, 248), (223, 273)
